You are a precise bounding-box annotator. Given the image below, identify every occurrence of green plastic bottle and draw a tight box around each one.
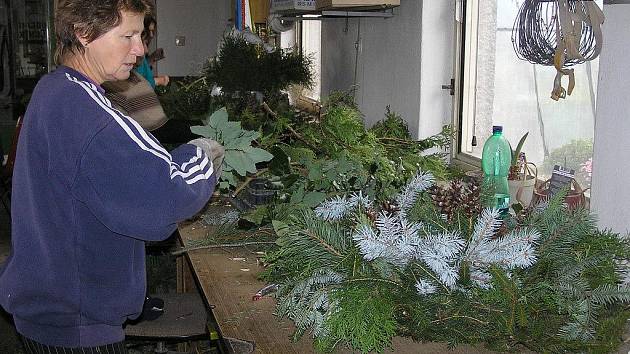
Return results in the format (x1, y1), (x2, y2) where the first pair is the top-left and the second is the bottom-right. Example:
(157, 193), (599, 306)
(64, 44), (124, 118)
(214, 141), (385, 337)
(481, 126), (512, 213)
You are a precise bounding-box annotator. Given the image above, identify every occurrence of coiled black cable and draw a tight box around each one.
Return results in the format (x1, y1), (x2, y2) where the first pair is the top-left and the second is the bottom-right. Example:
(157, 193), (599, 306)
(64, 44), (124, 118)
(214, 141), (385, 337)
(511, 0), (598, 67)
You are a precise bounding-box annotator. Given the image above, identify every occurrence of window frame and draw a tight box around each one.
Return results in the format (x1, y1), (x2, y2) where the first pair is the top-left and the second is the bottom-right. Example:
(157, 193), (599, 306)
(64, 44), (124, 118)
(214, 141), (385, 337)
(296, 19), (322, 102)
(451, 0), (481, 169)
(452, 0), (598, 203)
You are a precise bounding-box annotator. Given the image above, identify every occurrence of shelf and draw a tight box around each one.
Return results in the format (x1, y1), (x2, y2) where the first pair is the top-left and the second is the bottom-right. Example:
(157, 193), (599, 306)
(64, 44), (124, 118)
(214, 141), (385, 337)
(280, 8), (395, 20)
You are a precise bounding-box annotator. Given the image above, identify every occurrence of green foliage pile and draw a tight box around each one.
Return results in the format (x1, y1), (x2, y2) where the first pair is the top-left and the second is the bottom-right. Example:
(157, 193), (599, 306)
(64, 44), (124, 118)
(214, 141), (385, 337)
(208, 35), (313, 97)
(156, 77), (214, 122)
(242, 100), (454, 226)
(262, 183), (630, 353)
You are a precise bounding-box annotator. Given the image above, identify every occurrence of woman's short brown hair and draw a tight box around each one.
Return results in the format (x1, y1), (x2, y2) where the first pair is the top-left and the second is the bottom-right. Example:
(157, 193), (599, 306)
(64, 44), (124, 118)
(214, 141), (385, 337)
(54, 0), (153, 64)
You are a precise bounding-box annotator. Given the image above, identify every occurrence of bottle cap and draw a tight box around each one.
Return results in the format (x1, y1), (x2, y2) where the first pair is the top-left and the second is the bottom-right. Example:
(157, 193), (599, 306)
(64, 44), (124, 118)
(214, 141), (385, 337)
(492, 125), (503, 134)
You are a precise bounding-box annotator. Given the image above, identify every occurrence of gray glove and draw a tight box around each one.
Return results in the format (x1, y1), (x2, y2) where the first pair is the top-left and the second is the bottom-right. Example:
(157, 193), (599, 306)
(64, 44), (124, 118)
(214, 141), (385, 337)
(188, 138), (225, 181)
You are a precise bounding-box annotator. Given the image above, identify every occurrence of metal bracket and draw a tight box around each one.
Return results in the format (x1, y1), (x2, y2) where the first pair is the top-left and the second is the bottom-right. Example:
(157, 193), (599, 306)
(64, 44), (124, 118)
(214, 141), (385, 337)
(441, 78), (455, 96)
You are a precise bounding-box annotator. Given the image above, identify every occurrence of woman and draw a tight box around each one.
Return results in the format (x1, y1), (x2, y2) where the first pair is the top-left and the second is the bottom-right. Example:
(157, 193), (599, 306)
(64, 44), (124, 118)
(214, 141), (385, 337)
(135, 14), (169, 88)
(0, 1), (222, 353)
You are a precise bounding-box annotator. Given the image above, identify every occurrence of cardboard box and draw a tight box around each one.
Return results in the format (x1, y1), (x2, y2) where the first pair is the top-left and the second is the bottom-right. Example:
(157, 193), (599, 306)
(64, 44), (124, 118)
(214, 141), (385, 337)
(271, 0), (317, 12)
(316, 0), (400, 10)
(250, 0), (271, 24)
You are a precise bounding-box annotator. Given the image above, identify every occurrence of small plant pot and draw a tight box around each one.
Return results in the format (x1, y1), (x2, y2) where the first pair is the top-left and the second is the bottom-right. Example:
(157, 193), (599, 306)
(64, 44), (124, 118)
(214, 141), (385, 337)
(508, 162), (537, 207)
(245, 178), (276, 206)
(509, 174), (536, 207)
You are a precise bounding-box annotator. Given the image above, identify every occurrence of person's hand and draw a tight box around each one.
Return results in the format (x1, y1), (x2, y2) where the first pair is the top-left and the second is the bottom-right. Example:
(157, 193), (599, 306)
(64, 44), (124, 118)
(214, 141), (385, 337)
(154, 75), (169, 86)
(188, 138), (224, 181)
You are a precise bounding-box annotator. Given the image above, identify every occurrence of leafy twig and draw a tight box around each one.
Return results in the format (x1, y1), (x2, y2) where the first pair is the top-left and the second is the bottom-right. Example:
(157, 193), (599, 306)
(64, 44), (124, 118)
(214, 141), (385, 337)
(261, 101), (320, 152)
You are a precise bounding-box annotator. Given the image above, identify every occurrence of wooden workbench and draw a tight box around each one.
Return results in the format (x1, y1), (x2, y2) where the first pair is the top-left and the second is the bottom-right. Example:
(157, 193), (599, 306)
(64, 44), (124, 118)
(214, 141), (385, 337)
(177, 215), (316, 353)
(176, 206), (505, 354)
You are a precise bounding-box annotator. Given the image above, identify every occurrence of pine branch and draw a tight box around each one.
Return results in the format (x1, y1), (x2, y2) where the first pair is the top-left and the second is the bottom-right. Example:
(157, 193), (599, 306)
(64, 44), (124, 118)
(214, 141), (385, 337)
(304, 229), (343, 257)
(430, 315), (489, 325)
(262, 101), (320, 152)
(342, 277), (403, 288)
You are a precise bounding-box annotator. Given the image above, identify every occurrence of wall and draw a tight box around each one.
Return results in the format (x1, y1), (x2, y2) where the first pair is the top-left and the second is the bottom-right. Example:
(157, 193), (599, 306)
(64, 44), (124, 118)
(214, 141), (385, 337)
(418, 0), (456, 141)
(590, 3), (630, 234)
(155, 0), (231, 77)
(320, 0), (455, 139)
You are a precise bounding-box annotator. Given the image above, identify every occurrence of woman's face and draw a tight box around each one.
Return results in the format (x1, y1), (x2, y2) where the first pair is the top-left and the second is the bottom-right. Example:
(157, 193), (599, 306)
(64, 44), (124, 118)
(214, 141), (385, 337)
(80, 11), (145, 83)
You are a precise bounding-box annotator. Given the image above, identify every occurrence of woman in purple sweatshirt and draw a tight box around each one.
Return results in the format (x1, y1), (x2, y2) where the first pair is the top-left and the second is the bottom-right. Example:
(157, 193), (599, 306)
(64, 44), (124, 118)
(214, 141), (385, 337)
(0, 1), (222, 352)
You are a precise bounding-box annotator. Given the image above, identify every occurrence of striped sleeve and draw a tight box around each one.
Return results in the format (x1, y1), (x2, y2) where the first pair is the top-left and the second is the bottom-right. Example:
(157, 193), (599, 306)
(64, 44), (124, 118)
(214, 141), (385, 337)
(69, 74), (216, 241)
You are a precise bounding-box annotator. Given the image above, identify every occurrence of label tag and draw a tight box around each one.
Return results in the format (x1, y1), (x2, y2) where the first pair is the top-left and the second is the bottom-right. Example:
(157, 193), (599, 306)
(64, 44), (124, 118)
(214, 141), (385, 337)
(549, 165), (575, 196)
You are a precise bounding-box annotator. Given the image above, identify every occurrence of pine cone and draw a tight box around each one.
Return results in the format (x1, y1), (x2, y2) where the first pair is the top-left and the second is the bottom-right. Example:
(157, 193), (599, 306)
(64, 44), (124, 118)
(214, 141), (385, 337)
(429, 184), (455, 220)
(429, 180), (484, 221)
(460, 181), (482, 218)
(381, 200), (400, 214)
(366, 209), (378, 223)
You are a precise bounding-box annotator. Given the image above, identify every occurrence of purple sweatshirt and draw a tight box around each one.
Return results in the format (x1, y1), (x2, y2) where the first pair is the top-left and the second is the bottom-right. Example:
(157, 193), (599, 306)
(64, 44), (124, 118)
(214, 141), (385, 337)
(0, 66), (216, 347)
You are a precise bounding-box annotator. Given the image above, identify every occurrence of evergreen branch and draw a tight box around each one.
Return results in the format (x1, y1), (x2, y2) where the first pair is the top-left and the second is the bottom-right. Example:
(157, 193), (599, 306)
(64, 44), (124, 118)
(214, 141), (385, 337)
(304, 229), (343, 257)
(395, 170), (435, 215)
(342, 277), (403, 288)
(464, 208), (501, 263)
(430, 315), (489, 325)
(413, 262), (451, 293)
(589, 284), (630, 305)
(536, 220), (574, 257)
(172, 241), (276, 255)
(262, 101), (320, 152)
(471, 301), (505, 314)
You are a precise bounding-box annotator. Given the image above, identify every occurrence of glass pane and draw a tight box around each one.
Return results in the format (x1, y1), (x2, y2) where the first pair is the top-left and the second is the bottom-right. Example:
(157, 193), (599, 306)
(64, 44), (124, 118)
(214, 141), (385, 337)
(14, 0), (49, 79)
(464, 0), (600, 190)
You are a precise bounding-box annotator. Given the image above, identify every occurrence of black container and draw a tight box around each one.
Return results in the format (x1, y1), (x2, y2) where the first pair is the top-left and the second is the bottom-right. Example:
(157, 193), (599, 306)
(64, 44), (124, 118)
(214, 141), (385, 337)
(245, 178), (276, 206)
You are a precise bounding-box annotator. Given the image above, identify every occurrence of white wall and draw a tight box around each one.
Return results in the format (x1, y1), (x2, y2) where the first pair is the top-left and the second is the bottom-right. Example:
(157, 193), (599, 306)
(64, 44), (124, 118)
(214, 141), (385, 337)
(155, 0), (231, 77)
(590, 3), (630, 234)
(320, 0), (454, 139)
(418, 0), (456, 140)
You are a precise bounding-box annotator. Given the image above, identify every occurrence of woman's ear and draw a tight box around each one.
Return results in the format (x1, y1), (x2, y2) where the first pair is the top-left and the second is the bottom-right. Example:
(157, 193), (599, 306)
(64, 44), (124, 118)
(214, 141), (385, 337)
(74, 27), (90, 48)
(78, 36), (89, 48)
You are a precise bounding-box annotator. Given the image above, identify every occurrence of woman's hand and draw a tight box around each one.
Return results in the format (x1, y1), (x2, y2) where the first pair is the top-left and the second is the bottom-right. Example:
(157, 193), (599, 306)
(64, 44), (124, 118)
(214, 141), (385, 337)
(154, 75), (169, 86)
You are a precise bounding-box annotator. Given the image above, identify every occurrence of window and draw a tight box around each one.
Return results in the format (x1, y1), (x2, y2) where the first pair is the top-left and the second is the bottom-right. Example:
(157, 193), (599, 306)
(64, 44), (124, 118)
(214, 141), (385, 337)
(300, 19), (322, 101)
(456, 0), (600, 190)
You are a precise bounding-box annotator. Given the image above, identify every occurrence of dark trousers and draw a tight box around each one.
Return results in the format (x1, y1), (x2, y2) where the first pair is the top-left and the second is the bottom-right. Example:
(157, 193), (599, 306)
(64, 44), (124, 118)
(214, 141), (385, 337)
(20, 335), (127, 354)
